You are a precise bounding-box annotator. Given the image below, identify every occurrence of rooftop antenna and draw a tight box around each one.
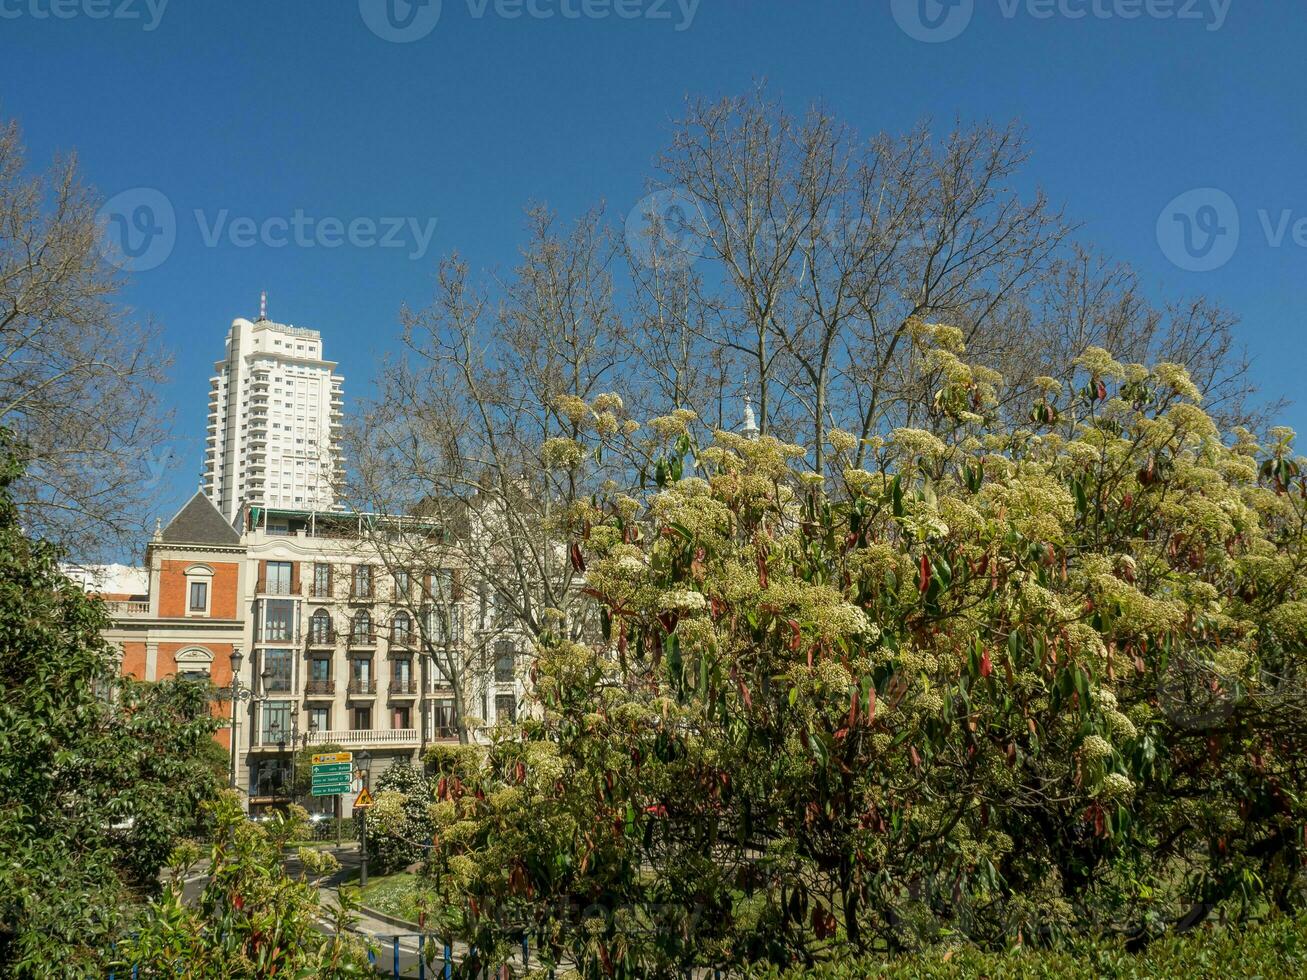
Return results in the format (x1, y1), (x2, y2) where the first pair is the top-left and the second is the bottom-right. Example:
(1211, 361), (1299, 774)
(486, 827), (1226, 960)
(258, 290), (268, 321)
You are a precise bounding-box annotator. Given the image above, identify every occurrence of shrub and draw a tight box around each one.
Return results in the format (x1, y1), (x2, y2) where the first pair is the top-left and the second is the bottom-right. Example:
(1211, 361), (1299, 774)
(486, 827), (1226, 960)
(420, 335), (1307, 975)
(367, 762), (433, 875)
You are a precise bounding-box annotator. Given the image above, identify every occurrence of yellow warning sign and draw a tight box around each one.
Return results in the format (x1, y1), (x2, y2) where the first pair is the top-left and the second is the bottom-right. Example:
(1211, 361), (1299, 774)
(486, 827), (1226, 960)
(353, 788), (375, 808)
(311, 752), (352, 765)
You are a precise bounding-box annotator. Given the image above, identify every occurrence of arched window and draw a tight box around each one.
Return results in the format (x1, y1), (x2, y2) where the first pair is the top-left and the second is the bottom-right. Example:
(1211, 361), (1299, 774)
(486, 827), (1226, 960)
(309, 609), (333, 644)
(351, 610), (372, 641)
(392, 611), (412, 643)
(175, 646), (214, 682)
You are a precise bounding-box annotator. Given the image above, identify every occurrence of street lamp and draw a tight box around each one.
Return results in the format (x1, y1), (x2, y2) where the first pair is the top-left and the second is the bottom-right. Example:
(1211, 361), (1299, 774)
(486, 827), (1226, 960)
(226, 647), (275, 796)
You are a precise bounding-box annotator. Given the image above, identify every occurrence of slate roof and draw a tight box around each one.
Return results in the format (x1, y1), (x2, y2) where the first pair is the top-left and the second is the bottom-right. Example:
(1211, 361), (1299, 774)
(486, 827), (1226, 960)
(160, 492), (242, 546)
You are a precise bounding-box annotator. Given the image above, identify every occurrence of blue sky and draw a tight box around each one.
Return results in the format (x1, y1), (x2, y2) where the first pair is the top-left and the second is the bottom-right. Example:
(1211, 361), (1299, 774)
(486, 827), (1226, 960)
(2, 0), (1304, 533)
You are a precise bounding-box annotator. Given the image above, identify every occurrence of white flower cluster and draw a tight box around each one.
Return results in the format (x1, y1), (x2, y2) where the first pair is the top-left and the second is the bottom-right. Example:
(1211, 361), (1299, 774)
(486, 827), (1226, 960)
(541, 437), (586, 470)
(1078, 734), (1114, 761)
(1100, 772), (1135, 800)
(660, 590), (707, 613)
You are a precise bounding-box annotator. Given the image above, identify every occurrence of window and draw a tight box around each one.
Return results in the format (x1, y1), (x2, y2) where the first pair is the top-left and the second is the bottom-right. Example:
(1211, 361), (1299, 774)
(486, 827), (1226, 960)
(392, 657), (412, 693)
(263, 649), (292, 692)
(309, 609), (333, 643)
(351, 610), (372, 642)
(261, 599), (295, 642)
(351, 706), (372, 730)
(391, 611), (412, 643)
(310, 657), (331, 681)
(394, 569), (410, 598)
(351, 564), (372, 599)
(392, 705), (411, 729)
(184, 565), (213, 617)
(494, 640), (516, 683)
(308, 705), (331, 732)
(431, 698), (457, 738)
(251, 758), (291, 798)
(495, 694), (517, 724)
(424, 605), (460, 645)
(350, 657), (373, 694)
(260, 699), (292, 743)
(266, 561), (292, 593)
(313, 563), (331, 597)
(175, 647), (213, 684)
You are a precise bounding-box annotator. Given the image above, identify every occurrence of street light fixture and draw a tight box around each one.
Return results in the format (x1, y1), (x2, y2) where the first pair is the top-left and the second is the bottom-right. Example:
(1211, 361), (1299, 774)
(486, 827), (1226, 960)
(226, 646), (275, 796)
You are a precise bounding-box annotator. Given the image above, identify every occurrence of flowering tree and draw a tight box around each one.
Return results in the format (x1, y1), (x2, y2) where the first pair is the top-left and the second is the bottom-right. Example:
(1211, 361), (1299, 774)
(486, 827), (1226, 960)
(417, 325), (1307, 975)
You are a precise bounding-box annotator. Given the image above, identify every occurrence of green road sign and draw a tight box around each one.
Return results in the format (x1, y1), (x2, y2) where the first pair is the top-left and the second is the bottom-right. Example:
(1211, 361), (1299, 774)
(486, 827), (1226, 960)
(311, 762), (352, 776)
(311, 784), (348, 797)
(312, 772), (352, 785)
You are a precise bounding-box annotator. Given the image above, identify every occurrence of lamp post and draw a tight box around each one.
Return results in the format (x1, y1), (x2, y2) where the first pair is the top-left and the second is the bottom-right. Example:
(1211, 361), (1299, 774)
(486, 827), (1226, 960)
(226, 648), (273, 802)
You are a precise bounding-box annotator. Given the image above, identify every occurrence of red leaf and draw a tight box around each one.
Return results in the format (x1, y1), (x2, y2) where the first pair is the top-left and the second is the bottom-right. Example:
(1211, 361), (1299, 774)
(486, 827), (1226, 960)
(918, 553), (931, 593)
(787, 619), (802, 653)
(979, 648), (993, 679)
(569, 542), (586, 572)
(867, 685), (876, 723)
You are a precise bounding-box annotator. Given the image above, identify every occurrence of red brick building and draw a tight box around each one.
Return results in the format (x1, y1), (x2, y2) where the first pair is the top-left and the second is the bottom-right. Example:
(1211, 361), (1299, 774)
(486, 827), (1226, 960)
(93, 492), (246, 755)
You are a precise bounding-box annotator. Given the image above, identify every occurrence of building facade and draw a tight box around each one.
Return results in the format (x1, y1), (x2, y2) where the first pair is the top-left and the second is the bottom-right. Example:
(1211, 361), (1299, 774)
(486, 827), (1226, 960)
(85, 493), (528, 817)
(204, 303), (345, 524)
(86, 493), (246, 759)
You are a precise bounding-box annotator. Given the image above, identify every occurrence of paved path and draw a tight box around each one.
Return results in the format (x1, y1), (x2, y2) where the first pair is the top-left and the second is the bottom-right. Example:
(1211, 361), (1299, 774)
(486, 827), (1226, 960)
(180, 843), (529, 976)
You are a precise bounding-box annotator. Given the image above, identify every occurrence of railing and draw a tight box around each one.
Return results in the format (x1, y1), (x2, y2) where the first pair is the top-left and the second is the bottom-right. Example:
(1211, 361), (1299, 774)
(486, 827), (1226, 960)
(306, 628), (336, 645)
(389, 630), (415, 647)
(348, 587), (373, 601)
(256, 581), (296, 596)
(389, 679), (419, 696)
(305, 728), (419, 747)
(347, 632), (378, 647)
(304, 679), (335, 696)
(347, 679), (377, 696)
(102, 600), (151, 616)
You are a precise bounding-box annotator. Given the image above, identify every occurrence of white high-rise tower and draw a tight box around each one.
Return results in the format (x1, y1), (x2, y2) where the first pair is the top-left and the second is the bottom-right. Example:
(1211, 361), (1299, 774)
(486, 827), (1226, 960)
(203, 297), (345, 524)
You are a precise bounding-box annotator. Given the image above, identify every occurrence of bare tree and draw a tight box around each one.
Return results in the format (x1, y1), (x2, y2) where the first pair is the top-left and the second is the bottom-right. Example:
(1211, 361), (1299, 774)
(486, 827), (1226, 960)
(0, 118), (170, 558)
(341, 207), (629, 734)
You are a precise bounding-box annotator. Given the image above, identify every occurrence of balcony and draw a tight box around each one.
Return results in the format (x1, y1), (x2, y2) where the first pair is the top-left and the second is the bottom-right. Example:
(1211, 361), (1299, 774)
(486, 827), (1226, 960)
(347, 589), (374, 603)
(347, 679), (377, 697)
(304, 679), (335, 697)
(389, 630), (416, 649)
(389, 679), (419, 698)
(305, 728), (419, 749)
(347, 632), (378, 649)
(102, 599), (151, 617)
(307, 631), (336, 648)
